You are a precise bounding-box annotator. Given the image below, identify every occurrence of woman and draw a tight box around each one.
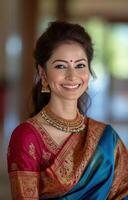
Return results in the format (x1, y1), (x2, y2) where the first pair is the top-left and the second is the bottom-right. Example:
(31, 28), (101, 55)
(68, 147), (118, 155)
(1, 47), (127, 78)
(7, 21), (128, 200)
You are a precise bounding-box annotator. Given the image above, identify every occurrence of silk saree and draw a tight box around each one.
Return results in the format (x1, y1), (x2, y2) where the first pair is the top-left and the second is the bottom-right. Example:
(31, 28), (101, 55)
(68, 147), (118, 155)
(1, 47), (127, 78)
(7, 117), (128, 200)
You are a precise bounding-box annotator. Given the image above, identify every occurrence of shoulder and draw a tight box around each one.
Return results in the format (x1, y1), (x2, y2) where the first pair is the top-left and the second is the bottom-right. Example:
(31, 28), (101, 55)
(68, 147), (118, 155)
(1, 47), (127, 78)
(9, 121), (41, 146)
(87, 117), (106, 127)
(8, 122), (43, 171)
(86, 118), (121, 158)
(86, 117), (107, 134)
(86, 117), (119, 145)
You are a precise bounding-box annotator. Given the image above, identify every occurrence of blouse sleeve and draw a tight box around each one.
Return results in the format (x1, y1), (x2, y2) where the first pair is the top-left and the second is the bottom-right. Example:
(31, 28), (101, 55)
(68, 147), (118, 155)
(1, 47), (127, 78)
(108, 137), (128, 200)
(7, 122), (42, 200)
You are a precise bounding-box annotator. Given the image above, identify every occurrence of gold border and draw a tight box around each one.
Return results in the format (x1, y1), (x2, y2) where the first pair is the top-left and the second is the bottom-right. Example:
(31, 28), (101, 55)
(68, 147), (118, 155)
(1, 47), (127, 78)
(9, 171), (40, 200)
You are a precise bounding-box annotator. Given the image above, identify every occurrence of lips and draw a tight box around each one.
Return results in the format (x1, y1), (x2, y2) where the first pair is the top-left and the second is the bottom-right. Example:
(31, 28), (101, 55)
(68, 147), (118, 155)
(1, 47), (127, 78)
(61, 84), (80, 89)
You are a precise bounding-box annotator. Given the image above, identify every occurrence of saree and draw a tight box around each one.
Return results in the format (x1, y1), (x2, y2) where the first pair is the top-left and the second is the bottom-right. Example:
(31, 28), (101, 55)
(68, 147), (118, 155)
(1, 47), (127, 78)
(7, 117), (128, 200)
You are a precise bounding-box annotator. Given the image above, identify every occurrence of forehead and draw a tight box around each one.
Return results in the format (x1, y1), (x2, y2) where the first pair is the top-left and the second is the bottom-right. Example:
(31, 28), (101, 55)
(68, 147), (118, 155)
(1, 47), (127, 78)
(49, 42), (87, 61)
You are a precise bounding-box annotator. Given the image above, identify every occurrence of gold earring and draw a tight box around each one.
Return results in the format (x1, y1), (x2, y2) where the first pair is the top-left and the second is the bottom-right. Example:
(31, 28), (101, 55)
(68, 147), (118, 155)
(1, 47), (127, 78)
(41, 81), (50, 93)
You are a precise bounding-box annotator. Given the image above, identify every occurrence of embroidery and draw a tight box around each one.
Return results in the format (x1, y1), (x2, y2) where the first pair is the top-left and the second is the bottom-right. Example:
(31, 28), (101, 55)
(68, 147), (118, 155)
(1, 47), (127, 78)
(52, 119), (106, 188)
(28, 143), (36, 160)
(40, 119), (106, 198)
(9, 171), (39, 200)
(42, 149), (51, 161)
(108, 139), (128, 200)
(11, 163), (18, 171)
(28, 118), (60, 154)
(40, 170), (67, 198)
(27, 118), (107, 198)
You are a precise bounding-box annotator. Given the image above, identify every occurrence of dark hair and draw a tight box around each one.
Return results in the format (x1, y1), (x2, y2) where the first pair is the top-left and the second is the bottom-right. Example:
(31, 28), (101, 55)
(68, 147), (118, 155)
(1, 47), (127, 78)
(31, 20), (94, 116)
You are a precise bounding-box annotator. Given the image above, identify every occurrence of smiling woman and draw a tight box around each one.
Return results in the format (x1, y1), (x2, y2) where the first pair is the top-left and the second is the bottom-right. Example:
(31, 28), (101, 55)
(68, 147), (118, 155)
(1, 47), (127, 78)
(7, 21), (128, 200)
(38, 42), (90, 105)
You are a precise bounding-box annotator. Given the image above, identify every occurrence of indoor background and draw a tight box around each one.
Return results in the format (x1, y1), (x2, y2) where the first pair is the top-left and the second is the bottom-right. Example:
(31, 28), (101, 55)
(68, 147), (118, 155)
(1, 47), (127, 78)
(0, 0), (128, 199)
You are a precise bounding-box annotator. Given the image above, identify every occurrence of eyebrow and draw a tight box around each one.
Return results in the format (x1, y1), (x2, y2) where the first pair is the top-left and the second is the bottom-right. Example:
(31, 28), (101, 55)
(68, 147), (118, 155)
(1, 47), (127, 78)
(52, 58), (87, 64)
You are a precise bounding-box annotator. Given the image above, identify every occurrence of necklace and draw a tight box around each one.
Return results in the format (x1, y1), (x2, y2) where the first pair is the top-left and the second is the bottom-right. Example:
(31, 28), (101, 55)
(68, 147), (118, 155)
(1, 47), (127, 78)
(40, 105), (85, 134)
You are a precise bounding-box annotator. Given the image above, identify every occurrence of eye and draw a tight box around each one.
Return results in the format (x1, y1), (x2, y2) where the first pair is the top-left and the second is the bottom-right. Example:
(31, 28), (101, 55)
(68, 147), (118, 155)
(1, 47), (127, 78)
(75, 63), (86, 68)
(54, 64), (66, 69)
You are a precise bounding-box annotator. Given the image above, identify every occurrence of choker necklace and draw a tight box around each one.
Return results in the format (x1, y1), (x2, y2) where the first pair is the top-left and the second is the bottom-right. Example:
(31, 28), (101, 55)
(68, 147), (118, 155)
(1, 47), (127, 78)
(40, 105), (85, 134)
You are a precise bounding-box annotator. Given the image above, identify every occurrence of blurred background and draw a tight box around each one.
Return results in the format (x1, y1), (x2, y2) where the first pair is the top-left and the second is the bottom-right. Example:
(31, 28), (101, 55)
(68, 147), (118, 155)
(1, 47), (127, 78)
(0, 0), (128, 199)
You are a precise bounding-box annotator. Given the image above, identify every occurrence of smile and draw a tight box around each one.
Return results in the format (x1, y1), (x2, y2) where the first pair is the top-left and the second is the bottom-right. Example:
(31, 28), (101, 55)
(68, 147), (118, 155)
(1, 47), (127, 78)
(61, 84), (81, 89)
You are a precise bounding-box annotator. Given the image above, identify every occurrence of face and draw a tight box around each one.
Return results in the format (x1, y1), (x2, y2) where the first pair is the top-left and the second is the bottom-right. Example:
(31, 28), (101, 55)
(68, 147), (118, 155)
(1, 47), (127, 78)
(40, 42), (90, 102)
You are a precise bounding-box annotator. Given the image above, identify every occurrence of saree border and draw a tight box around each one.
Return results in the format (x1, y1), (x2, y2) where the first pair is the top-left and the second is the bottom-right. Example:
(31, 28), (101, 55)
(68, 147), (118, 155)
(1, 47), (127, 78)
(9, 171), (40, 200)
(108, 139), (128, 200)
(50, 119), (106, 187)
(39, 118), (106, 198)
(27, 118), (60, 154)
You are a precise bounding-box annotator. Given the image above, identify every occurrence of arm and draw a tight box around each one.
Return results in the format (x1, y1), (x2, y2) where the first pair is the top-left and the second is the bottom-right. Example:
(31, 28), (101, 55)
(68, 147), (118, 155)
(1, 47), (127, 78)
(7, 122), (42, 200)
(108, 138), (128, 200)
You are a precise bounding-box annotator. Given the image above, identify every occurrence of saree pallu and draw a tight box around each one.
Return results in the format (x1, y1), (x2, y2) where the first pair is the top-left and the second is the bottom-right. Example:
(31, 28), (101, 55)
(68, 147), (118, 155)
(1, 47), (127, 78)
(7, 117), (128, 200)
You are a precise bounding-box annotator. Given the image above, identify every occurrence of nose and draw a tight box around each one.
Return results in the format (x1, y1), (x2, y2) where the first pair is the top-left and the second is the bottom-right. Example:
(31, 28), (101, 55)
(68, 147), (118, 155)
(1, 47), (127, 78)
(66, 68), (77, 81)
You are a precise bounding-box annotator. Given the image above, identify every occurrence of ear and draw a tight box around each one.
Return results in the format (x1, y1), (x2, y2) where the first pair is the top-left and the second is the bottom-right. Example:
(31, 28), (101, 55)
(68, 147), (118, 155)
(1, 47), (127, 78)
(38, 65), (47, 80)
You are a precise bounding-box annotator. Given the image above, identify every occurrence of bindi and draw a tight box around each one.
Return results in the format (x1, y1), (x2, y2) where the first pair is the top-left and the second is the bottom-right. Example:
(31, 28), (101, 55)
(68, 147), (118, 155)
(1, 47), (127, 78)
(70, 60), (73, 62)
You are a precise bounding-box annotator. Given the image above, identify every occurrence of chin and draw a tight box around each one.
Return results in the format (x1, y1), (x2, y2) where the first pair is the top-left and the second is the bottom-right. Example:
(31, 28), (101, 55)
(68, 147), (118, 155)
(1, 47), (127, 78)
(62, 95), (81, 101)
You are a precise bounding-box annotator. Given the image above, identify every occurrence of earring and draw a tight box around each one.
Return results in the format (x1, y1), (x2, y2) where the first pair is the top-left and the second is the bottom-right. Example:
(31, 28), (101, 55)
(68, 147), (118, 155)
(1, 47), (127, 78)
(41, 80), (50, 93)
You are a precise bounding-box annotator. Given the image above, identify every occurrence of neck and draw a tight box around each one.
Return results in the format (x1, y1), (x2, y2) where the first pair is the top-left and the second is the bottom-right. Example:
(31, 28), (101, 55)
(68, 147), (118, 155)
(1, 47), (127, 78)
(48, 97), (78, 120)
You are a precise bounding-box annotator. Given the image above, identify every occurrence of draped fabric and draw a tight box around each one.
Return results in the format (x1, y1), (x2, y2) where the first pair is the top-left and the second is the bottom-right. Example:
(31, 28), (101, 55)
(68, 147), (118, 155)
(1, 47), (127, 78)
(7, 117), (128, 200)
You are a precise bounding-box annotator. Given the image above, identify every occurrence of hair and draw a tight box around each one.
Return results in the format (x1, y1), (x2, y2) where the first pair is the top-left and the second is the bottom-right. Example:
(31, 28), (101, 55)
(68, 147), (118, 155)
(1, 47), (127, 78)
(31, 20), (94, 116)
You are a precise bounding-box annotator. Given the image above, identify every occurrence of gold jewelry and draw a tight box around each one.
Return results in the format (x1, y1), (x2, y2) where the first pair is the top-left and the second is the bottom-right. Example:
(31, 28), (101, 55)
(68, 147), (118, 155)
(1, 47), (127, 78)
(40, 105), (85, 133)
(41, 81), (50, 93)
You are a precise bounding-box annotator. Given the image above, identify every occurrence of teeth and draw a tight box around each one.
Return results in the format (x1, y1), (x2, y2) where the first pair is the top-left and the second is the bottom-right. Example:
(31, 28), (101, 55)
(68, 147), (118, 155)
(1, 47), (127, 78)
(62, 84), (79, 89)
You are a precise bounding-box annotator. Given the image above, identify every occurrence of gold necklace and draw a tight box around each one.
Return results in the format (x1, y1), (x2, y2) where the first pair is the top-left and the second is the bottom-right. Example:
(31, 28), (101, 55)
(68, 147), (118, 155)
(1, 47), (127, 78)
(40, 105), (85, 133)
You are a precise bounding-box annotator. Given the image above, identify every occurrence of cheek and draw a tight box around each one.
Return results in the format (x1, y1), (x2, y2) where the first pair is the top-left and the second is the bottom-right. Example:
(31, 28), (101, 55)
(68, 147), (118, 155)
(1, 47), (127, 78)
(46, 70), (57, 82)
(47, 72), (63, 85)
(82, 73), (90, 83)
